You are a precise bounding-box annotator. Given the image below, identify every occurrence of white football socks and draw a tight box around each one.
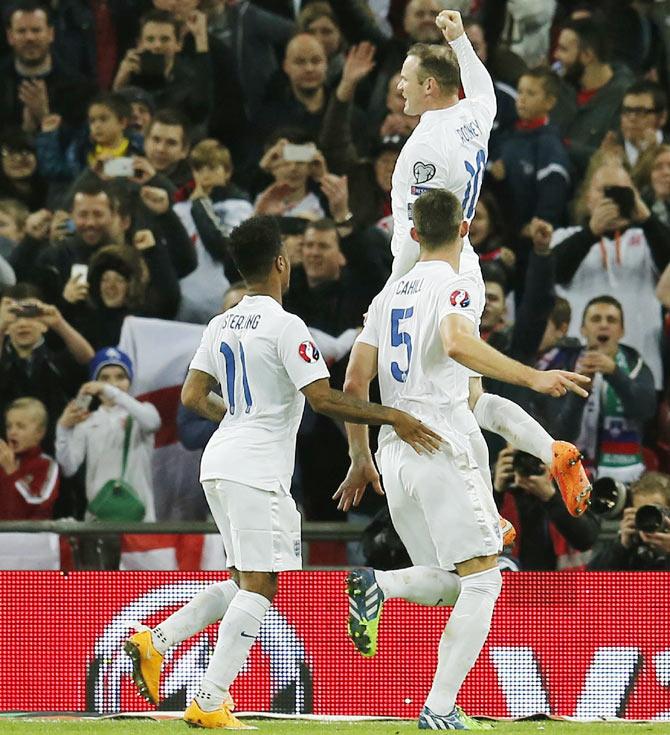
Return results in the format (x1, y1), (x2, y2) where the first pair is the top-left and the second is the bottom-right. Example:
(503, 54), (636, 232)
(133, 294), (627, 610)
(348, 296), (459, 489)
(196, 590), (271, 711)
(152, 579), (238, 655)
(424, 567), (502, 715)
(375, 566), (461, 607)
(473, 393), (554, 465)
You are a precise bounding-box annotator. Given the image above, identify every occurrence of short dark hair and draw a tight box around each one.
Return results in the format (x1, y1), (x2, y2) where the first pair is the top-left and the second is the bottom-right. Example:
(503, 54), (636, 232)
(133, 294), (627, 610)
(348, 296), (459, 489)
(229, 216), (283, 282)
(582, 295), (624, 327)
(481, 260), (508, 294)
(264, 126), (314, 151)
(5, 1), (52, 28)
(72, 179), (117, 212)
(88, 92), (132, 122)
(139, 9), (181, 37)
(561, 17), (611, 63)
(412, 189), (462, 250)
(520, 68), (560, 101)
(2, 281), (43, 301)
(549, 297), (571, 328)
(148, 109), (190, 148)
(305, 217), (338, 235)
(624, 80), (668, 114)
(408, 43), (460, 94)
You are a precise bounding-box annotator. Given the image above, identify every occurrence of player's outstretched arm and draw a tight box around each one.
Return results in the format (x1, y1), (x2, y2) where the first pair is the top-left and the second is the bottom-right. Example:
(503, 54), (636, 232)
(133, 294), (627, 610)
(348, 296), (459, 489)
(302, 378), (443, 455)
(181, 368), (227, 423)
(440, 315), (591, 398)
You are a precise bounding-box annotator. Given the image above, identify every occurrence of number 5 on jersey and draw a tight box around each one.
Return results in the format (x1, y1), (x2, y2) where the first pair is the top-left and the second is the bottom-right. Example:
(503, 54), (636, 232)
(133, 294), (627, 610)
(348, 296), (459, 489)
(391, 307), (414, 383)
(220, 340), (253, 414)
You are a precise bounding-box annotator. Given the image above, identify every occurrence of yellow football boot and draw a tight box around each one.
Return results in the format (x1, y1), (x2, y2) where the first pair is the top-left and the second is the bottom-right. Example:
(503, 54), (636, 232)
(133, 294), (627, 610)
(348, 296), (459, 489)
(183, 699), (256, 729)
(124, 628), (163, 705)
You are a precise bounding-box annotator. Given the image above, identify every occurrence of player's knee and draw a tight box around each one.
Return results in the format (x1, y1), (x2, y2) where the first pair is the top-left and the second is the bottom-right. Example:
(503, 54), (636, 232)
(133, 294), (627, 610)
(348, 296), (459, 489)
(238, 571), (278, 601)
(228, 568), (240, 587)
(458, 565), (502, 608)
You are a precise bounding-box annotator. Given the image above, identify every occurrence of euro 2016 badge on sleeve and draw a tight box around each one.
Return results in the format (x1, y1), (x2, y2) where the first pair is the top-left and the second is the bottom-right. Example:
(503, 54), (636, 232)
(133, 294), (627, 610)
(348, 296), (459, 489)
(298, 341), (320, 363)
(450, 289), (470, 308)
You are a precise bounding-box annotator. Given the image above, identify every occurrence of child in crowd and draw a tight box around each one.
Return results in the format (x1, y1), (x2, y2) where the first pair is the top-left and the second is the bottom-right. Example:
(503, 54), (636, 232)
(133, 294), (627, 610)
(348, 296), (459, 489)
(175, 139), (253, 323)
(36, 93), (144, 183)
(0, 397), (59, 520)
(491, 68), (571, 234)
(55, 347), (160, 520)
(0, 198), (29, 251)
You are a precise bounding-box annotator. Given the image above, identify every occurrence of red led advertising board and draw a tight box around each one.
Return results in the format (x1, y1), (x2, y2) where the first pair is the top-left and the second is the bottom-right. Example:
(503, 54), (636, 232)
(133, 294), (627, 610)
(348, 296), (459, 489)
(0, 571), (668, 720)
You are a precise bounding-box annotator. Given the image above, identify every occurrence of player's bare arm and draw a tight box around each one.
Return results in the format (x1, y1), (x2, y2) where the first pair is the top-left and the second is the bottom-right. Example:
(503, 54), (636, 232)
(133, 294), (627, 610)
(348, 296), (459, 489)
(181, 368), (227, 423)
(302, 377), (443, 456)
(440, 314), (591, 398)
(333, 342), (384, 512)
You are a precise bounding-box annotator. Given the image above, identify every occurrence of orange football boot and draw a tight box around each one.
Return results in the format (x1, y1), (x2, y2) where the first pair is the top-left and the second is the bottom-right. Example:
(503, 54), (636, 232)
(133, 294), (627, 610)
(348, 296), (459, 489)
(550, 441), (592, 516)
(499, 517), (516, 548)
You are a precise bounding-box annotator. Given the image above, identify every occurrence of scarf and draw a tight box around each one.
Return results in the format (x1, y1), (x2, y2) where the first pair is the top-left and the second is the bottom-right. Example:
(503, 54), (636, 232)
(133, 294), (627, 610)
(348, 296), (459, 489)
(576, 348), (645, 482)
(87, 137), (130, 168)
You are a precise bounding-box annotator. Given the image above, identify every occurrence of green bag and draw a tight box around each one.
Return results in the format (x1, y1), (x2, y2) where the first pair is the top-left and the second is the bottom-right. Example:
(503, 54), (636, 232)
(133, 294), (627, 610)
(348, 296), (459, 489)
(88, 416), (146, 522)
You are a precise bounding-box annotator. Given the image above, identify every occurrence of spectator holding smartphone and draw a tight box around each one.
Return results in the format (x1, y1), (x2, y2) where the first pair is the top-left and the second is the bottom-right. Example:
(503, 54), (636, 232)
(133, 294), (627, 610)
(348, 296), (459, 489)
(548, 296), (657, 485)
(55, 347), (160, 522)
(550, 157), (670, 388)
(256, 132), (327, 219)
(0, 397), (59, 520)
(112, 9), (212, 127)
(35, 93), (144, 184)
(0, 284), (93, 451)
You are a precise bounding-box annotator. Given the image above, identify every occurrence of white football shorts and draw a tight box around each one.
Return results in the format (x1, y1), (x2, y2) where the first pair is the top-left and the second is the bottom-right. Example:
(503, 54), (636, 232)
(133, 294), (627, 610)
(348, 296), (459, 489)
(378, 437), (502, 570)
(202, 479), (302, 572)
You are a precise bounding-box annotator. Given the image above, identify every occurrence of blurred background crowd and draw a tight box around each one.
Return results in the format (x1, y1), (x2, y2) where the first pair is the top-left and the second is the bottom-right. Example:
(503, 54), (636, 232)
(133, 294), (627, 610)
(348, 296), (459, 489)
(2, 0), (670, 572)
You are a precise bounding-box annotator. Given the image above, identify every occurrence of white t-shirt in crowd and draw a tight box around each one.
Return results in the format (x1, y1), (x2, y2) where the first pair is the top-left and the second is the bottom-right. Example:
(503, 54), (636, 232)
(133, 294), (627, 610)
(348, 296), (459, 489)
(189, 294), (330, 492)
(390, 34), (496, 282)
(551, 225), (664, 388)
(358, 259), (482, 451)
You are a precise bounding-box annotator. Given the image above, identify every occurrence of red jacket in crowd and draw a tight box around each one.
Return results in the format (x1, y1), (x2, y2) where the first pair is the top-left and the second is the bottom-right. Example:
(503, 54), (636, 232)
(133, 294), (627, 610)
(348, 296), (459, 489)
(0, 446), (60, 520)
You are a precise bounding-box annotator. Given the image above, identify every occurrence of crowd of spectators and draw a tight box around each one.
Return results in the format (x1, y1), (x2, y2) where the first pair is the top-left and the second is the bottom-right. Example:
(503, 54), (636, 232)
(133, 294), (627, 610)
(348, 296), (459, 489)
(1, 0), (670, 571)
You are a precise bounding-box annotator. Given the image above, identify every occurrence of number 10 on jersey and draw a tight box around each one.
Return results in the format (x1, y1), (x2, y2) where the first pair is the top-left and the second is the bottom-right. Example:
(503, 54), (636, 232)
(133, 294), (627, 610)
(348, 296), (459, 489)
(220, 340), (253, 414)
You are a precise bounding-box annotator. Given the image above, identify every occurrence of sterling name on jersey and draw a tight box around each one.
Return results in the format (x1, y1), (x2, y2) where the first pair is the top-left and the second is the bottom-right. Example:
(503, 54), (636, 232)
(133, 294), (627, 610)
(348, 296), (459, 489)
(358, 259), (481, 449)
(390, 34), (496, 282)
(190, 295), (329, 492)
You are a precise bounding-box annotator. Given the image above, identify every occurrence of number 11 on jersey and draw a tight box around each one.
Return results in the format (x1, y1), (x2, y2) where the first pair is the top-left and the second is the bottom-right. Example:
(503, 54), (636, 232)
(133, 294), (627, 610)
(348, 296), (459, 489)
(391, 307), (414, 383)
(220, 340), (253, 414)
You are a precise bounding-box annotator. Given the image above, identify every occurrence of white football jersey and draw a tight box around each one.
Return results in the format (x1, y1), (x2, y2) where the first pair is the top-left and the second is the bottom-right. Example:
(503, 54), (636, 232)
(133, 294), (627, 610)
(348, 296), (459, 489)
(358, 259), (481, 449)
(390, 34), (496, 284)
(190, 294), (330, 492)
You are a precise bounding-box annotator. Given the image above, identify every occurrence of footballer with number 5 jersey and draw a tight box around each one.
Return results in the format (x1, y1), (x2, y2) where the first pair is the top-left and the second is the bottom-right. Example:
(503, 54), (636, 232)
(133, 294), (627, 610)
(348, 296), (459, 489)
(337, 189), (591, 730)
(123, 216), (442, 730)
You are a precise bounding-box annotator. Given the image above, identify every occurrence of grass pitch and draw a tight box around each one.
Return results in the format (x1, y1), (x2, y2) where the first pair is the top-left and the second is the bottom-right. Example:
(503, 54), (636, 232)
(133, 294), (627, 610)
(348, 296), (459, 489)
(0, 719), (668, 734)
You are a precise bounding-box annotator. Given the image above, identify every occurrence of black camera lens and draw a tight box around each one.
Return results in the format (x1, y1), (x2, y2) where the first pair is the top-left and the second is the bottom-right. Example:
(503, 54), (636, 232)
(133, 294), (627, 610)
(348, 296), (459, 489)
(590, 477), (628, 517)
(635, 504), (670, 534)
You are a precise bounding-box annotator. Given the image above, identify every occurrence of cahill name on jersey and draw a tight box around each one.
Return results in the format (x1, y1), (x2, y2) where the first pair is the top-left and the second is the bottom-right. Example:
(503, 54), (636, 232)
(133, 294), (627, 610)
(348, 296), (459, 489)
(189, 294), (329, 493)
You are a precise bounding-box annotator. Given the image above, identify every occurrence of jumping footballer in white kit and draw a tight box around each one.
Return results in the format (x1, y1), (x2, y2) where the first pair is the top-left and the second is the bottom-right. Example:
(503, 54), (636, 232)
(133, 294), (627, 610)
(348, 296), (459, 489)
(389, 9), (592, 519)
(336, 190), (590, 730)
(123, 216), (442, 730)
